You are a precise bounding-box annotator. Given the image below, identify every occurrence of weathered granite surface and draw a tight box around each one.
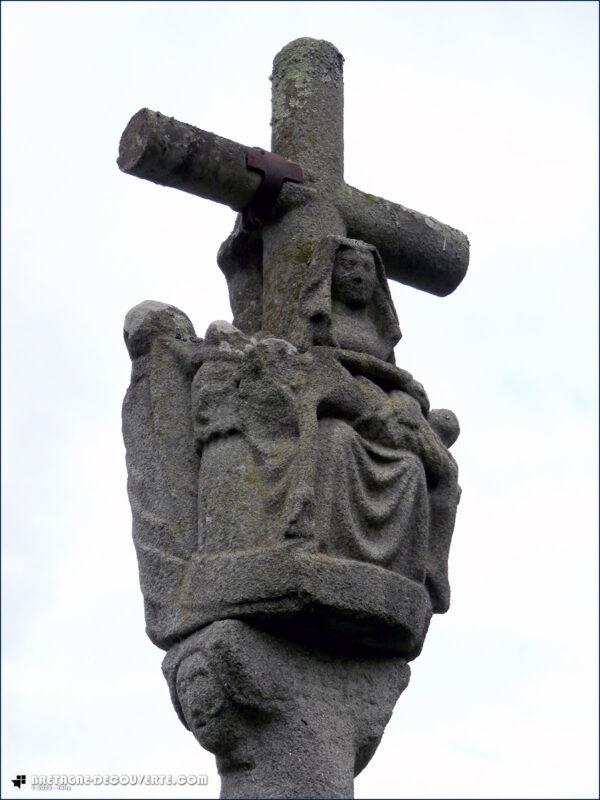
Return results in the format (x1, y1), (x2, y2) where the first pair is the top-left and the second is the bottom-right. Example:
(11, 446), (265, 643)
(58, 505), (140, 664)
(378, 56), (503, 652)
(163, 620), (410, 799)
(120, 37), (468, 800)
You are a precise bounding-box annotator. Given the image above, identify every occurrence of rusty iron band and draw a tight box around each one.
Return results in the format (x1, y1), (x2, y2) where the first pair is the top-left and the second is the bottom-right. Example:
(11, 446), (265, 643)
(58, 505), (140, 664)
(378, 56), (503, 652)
(243, 148), (303, 228)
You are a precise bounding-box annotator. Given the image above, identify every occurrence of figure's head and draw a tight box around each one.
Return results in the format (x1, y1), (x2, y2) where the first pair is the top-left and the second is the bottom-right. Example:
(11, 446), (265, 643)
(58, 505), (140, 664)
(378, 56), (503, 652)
(300, 236), (401, 362)
(332, 245), (378, 308)
(428, 408), (460, 448)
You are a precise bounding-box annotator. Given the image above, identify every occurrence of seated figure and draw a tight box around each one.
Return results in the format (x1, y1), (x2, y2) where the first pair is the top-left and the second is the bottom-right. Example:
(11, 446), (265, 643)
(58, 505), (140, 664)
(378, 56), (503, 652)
(300, 237), (460, 611)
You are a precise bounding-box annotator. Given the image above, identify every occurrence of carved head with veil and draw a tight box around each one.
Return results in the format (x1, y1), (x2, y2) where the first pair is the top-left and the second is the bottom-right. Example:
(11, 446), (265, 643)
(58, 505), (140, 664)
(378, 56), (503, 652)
(299, 236), (402, 363)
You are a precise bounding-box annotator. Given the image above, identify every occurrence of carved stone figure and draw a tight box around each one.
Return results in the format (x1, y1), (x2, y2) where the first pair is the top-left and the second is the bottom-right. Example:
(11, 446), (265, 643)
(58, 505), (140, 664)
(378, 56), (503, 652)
(119, 37), (469, 799)
(300, 236), (401, 358)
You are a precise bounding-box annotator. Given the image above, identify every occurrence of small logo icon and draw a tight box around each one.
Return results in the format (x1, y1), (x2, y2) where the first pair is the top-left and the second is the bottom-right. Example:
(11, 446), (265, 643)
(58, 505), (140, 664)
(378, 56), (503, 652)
(12, 775), (26, 789)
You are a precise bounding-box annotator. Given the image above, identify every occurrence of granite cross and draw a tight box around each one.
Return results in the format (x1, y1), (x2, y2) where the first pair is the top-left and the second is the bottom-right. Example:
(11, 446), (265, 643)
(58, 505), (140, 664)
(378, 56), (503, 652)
(118, 37), (469, 344)
(120, 37), (468, 798)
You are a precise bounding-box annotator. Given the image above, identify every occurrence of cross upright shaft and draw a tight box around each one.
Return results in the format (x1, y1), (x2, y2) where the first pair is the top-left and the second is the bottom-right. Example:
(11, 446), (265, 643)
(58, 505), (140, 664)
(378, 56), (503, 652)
(259, 39), (347, 340)
(271, 39), (344, 188)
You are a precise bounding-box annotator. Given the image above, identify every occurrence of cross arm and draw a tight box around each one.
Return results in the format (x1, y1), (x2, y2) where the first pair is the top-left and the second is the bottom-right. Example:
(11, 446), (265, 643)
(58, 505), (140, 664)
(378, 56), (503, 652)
(117, 108), (262, 211)
(338, 184), (470, 297)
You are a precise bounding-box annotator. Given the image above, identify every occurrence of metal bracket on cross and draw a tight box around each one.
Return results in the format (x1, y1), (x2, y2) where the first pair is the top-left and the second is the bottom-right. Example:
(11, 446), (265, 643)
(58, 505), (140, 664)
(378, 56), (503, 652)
(243, 148), (304, 229)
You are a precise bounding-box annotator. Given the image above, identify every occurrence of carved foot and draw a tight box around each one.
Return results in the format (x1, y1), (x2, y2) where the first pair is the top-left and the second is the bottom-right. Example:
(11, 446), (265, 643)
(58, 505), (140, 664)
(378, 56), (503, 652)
(163, 620), (410, 799)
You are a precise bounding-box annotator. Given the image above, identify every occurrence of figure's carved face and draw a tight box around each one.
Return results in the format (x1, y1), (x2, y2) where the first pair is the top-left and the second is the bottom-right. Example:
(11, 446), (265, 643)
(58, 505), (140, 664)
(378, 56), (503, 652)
(332, 247), (378, 309)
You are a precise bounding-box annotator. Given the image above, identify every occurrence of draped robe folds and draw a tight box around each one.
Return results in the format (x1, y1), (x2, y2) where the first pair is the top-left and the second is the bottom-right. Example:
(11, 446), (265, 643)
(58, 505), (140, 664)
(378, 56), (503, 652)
(314, 418), (429, 578)
(192, 335), (459, 615)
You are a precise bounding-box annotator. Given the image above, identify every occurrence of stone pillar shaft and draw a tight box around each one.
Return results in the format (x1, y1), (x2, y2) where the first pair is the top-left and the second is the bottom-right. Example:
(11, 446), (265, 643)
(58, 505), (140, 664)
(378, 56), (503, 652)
(163, 621), (411, 800)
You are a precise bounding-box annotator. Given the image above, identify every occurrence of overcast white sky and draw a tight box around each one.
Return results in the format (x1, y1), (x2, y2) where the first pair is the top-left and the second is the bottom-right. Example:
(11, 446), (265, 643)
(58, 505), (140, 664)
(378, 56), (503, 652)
(2, 2), (598, 798)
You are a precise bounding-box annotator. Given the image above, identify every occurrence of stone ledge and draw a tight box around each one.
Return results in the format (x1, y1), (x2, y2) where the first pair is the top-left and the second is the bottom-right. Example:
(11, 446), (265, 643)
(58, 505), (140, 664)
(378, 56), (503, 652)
(180, 545), (432, 660)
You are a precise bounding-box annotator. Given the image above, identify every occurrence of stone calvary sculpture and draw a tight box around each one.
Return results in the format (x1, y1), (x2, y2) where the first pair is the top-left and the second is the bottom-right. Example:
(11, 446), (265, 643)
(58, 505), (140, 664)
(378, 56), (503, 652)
(119, 38), (469, 799)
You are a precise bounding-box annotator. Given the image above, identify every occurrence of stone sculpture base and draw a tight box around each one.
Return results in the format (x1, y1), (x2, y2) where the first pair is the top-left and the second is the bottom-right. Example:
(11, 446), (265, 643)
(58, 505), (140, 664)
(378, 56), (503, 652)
(163, 620), (410, 799)
(182, 544), (432, 659)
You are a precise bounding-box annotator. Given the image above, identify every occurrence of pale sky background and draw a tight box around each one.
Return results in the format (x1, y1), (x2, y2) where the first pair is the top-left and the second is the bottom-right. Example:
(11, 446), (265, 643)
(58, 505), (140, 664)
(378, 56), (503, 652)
(2, 2), (598, 798)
